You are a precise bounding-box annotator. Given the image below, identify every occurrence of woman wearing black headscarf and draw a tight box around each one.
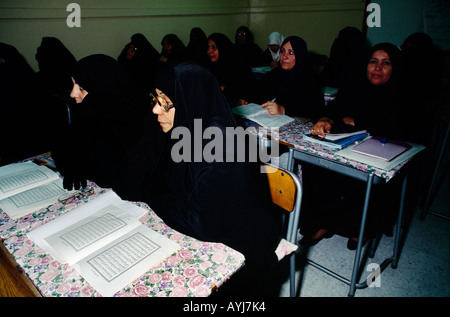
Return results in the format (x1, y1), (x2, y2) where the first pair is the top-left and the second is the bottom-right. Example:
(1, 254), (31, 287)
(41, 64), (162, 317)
(234, 25), (263, 68)
(313, 42), (404, 138)
(186, 27), (208, 66)
(206, 33), (256, 106)
(146, 62), (282, 294)
(118, 33), (160, 94)
(303, 43), (406, 249)
(251, 36), (323, 120)
(159, 34), (187, 65)
(0, 43), (36, 165)
(54, 54), (163, 201)
(320, 27), (369, 89)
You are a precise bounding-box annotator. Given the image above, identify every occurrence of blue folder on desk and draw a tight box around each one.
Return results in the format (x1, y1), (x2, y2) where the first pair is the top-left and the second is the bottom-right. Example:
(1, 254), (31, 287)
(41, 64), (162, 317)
(303, 131), (369, 149)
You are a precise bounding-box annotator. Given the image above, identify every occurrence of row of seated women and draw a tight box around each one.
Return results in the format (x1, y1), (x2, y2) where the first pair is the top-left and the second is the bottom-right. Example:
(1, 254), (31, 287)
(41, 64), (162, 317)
(0, 26), (443, 295)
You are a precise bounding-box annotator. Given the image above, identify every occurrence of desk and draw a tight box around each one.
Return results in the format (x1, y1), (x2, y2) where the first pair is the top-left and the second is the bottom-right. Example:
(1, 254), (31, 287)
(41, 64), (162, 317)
(257, 118), (422, 296)
(0, 179), (245, 297)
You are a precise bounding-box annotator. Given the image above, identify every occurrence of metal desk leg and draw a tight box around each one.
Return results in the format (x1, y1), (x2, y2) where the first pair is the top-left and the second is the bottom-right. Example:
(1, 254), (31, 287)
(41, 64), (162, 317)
(348, 173), (374, 297)
(392, 173), (408, 268)
(287, 147), (295, 172)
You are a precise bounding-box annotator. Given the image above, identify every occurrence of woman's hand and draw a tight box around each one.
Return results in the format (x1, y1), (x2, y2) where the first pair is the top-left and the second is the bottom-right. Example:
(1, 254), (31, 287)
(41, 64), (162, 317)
(342, 116), (355, 126)
(310, 118), (333, 138)
(237, 99), (248, 106)
(261, 101), (285, 115)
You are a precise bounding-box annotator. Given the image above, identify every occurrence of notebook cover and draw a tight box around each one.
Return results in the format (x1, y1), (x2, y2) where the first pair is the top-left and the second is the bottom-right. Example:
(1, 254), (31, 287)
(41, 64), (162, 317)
(351, 137), (412, 161)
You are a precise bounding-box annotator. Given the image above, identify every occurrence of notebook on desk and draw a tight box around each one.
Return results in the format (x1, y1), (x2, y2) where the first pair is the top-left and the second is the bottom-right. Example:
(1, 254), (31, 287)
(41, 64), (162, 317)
(351, 137), (412, 161)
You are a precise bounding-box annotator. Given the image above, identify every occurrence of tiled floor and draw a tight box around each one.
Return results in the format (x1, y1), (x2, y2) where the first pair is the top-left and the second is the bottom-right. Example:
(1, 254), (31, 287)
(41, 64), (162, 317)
(269, 159), (449, 297)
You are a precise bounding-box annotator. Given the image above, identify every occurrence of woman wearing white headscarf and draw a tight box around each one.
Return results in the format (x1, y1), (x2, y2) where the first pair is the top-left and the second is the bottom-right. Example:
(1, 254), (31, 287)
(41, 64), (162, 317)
(260, 32), (284, 67)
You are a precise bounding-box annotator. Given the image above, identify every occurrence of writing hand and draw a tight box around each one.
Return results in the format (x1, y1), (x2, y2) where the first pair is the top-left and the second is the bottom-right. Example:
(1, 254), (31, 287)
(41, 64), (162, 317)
(261, 101), (285, 115)
(310, 119), (332, 138)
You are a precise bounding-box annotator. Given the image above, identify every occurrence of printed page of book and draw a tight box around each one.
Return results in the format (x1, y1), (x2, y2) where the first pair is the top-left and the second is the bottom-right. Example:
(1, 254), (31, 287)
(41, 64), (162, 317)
(232, 103), (294, 128)
(0, 178), (67, 219)
(0, 162), (60, 200)
(74, 224), (180, 297)
(28, 190), (180, 297)
(44, 203), (143, 265)
(27, 191), (147, 263)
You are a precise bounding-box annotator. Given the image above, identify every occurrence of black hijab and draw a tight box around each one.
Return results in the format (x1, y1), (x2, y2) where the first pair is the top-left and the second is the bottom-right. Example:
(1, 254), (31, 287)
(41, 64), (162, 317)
(62, 54), (162, 196)
(186, 27), (208, 65)
(332, 42), (404, 138)
(256, 36), (322, 118)
(273, 36), (309, 97)
(321, 26), (369, 88)
(147, 62), (281, 267)
(35, 37), (76, 92)
(207, 33), (255, 103)
(118, 33), (160, 93)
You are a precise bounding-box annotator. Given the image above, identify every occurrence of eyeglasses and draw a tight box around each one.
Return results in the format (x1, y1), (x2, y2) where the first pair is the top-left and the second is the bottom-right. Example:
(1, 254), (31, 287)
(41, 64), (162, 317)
(237, 32), (247, 37)
(150, 93), (174, 112)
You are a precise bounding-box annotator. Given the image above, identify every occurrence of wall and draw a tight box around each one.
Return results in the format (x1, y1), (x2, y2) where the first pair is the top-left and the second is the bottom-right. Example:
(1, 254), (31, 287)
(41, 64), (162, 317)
(0, 0), (366, 71)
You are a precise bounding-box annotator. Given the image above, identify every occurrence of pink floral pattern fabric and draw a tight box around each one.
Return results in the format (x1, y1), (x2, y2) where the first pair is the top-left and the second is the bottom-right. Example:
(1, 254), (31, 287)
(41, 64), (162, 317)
(1, 182), (245, 297)
(255, 119), (404, 181)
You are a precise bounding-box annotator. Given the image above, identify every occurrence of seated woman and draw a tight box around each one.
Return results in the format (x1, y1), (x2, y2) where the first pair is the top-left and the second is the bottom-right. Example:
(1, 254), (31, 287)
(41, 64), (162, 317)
(145, 62), (283, 295)
(260, 31), (285, 68)
(186, 27), (209, 66)
(117, 33), (160, 94)
(159, 34), (187, 65)
(56, 54), (163, 201)
(249, 36), (323, 119)
(206, 33), (256, 106)
(233, 25), (263, 68)
(302, 43), (407, 249)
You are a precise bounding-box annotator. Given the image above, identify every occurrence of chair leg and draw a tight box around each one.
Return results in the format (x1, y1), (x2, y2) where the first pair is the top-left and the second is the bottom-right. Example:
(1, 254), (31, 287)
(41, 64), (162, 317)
(290, 254), (296, 297)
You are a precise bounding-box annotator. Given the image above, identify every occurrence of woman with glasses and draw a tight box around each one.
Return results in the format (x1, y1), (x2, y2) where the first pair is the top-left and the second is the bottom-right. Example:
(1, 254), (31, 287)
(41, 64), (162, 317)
(234, 25), (263, 68)
(146, 62), (283, 295)
(57, 54), (164, 201)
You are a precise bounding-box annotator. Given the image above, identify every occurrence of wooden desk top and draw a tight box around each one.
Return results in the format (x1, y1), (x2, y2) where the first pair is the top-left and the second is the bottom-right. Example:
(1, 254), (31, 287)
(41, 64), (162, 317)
(0, 241), (41, 297)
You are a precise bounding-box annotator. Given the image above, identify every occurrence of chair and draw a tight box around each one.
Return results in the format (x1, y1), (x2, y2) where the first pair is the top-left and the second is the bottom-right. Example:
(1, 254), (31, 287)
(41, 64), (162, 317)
(263, 163), (303, 297)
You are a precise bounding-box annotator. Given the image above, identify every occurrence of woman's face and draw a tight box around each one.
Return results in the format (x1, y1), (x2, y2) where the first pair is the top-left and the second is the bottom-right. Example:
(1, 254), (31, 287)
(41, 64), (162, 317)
(279, 41), (296, 71)
(207, 39), (219, 63)
(152, 88), (175, 133)
(70, 77), (88, 104)
(162, 40), (172, 55)
(268, 44), (280, 54)
(367, 50), (392, 86)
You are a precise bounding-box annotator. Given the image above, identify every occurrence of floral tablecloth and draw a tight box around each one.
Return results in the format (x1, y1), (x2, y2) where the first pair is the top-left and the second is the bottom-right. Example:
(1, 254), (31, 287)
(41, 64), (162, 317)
(0, 182), (245, 297)
(254, 119), (405, 181)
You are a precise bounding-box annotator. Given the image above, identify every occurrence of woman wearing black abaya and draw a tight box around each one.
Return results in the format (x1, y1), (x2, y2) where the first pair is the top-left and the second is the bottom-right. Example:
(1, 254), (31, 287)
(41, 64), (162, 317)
(55, 54), (163, 201)
(302, 43), (406, 249)
(33, 37), (78, 159)
(206, 33), (256, 106)
(118, 33), (160, 94)
(146, 62), (282, 295)
(0, 43), (35, 165)
(251, 36), (323, 120)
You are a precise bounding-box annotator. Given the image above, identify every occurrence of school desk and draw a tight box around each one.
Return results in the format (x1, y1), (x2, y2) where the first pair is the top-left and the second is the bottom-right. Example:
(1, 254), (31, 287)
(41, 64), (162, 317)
(252, 118), (424, 296)
(0, 177), (246, 297)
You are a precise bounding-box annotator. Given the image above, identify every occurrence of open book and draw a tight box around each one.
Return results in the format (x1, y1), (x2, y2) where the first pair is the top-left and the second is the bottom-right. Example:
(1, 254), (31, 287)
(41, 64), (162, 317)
(27, 191), (180, 297)
(303, 130), (369, 149)
(0, 161), (71, 219)
(232, 103), (295, 129)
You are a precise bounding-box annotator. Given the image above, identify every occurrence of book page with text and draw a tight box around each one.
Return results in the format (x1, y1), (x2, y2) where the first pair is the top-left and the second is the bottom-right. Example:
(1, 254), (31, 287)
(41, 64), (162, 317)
(0, 163), (60, 200)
